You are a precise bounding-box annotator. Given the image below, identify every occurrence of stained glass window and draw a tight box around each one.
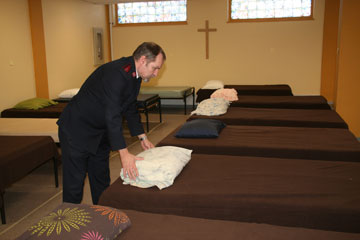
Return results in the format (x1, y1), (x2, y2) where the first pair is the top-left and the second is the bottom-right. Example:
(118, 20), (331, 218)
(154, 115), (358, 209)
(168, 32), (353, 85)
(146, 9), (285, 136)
(229, 0), (313, 21)
(116, 0), (187, 25)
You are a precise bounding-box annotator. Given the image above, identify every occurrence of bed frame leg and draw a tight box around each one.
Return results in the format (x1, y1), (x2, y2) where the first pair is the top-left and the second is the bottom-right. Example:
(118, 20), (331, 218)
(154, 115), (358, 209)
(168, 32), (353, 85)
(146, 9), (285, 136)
(1, 191), (6, 224)
(53, 157), (59, 188)
(145, 107), (149, 132)
(191, 87), (195, 110)
(158, 98), (162, 123)
(182, 92), (187, 115)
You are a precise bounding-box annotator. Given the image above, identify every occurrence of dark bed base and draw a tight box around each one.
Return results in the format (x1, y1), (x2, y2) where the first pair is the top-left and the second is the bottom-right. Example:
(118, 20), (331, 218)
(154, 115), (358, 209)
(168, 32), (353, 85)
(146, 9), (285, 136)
(196, 84), (293, 102)
(188, 107), (348, 129)
(0, 136), (59, 224)
(157, 125), (360, 162)
(0, 102), (68, 118)
(230, 95), (331, 109)
(99, 154), (360, 233)
(1, 95), (163, 132)
(115, 209), (360, 240)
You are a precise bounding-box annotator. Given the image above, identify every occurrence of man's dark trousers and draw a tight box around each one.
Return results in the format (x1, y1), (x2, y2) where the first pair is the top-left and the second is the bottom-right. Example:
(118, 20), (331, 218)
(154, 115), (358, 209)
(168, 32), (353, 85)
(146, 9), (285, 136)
(59, 127), (111, 205)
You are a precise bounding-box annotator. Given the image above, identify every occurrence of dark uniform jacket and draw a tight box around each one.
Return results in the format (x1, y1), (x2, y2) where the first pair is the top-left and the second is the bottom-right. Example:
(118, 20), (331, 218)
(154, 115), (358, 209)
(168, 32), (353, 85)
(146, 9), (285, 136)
(57, 56), (144, 154)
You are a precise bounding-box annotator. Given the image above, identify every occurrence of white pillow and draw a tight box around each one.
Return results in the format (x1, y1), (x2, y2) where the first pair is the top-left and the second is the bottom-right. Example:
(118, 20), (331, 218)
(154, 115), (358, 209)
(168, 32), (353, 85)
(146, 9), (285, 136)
(120, 146), (192, 190)
(201, 80), (224, 89)
(191, 98), (230, 116)
(58, 88), (80, 98)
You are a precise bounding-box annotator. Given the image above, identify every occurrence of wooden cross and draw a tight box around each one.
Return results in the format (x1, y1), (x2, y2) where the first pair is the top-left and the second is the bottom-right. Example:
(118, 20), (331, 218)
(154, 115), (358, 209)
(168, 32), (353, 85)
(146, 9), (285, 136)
(197, 20), (217, 59)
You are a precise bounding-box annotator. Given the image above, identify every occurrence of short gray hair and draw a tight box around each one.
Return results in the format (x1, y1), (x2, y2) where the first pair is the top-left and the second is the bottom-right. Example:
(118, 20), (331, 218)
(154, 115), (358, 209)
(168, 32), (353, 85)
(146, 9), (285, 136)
(133, 42), (166, 62)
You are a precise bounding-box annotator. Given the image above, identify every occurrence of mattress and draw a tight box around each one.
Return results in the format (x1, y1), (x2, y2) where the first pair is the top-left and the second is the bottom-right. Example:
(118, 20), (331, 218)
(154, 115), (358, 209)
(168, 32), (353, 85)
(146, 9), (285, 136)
(0, 118), (59, 142)
(0, 136), (59, 191)
(99, 154), (360, 233)
(156, 125), (360, 162)
(0, 102), (67, 118)
(231, 95), (331, 109)
(188, 107), (348, 128)
(196, 84), (293, 102)
(116, 210), (360, 240)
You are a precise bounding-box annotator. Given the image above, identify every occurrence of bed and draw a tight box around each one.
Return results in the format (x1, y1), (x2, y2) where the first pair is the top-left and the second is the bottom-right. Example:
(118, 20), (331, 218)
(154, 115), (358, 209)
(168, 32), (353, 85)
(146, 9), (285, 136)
(156, 125), (360, 162)
(115, 210), (360, 240)
(0, 135), (59, 224)
(188, 107), (348, 129)
(99, 153), (360, 233)
(1, 95), (162, 132)
(0, 118), (59, 142)
(230, 95), (331, 109)
(196, 84), (293, 103)
(0, 102), (67, 118)
(139, 86), (195, 114)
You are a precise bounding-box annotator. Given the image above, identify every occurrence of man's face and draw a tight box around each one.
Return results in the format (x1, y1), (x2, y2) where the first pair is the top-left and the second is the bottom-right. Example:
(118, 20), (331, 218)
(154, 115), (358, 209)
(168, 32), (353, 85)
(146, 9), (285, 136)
(138, 53), (164, 82)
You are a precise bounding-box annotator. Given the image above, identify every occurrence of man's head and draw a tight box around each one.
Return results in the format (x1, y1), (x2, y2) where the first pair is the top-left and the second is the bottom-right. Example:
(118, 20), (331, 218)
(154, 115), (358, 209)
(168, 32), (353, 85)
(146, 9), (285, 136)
(133, 42), (166, 82)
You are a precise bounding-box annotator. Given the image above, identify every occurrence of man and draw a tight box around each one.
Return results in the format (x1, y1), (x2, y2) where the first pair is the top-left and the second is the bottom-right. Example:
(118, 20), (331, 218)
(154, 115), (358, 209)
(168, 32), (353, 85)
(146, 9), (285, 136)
(57, 42), (166, 204)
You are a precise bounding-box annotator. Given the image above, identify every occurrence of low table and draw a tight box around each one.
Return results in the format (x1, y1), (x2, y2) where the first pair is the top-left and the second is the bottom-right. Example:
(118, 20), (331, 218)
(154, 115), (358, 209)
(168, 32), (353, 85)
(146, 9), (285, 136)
(136, 94), (162, 132)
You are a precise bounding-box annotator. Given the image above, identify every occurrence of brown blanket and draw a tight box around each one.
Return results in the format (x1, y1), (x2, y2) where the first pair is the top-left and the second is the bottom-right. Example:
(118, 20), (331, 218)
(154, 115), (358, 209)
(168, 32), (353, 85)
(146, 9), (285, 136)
(196, 84), (293, 102)
(156, 125), (360, 162)
(188, 107), (348, 128)
(99, 154), (360, 232)
(230, 95), (331, 109)
(116, 210), (360, 240)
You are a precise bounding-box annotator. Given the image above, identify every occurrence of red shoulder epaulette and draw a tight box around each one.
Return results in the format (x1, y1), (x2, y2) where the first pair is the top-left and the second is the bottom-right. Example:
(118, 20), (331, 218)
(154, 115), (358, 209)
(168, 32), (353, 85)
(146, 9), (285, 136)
(123, 64), (131, 73)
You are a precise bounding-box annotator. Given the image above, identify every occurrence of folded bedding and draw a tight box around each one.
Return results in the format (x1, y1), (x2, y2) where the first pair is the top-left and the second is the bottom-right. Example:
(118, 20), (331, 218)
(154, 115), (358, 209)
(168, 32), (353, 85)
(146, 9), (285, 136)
(191, 98), (229, 116)
(120, 146), (192, 190)
(210, 88), (238, 101)
(157, 125), (360, 162)
(188, 107), (348, 129)
(99, 154), (360, 233)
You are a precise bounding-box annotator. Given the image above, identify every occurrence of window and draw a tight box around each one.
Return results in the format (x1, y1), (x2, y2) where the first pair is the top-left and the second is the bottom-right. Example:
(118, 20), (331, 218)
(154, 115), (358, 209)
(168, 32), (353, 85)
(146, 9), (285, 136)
(229, 0), (313, 22)
(115, 0), (187, 26)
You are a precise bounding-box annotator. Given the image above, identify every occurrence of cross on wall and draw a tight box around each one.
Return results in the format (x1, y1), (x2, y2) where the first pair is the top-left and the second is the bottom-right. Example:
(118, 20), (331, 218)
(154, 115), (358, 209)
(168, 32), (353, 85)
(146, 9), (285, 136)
(197, 20), (217, 59)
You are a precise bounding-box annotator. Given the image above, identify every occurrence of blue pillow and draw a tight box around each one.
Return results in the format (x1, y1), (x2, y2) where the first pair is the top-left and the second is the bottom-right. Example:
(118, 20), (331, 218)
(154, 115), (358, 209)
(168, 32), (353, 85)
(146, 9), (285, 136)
(175, 119), (226, 138)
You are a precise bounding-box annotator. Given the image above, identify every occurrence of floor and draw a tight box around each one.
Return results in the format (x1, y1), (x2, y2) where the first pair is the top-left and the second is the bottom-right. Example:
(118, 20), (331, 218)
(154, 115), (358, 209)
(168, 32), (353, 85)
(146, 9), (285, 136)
(0, 107), (190, 239)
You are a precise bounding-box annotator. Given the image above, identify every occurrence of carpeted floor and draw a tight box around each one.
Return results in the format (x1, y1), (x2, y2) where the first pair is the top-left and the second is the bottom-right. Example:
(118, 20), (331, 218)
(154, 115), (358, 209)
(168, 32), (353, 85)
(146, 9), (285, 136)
(0, 109), (189, 239)
(123, 121), (163, 146)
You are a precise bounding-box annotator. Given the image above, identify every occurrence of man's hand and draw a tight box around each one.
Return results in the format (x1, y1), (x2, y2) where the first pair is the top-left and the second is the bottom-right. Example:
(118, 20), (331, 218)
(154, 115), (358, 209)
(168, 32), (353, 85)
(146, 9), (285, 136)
(119, 148), (143, 180)
(138, 134), (154, 150)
